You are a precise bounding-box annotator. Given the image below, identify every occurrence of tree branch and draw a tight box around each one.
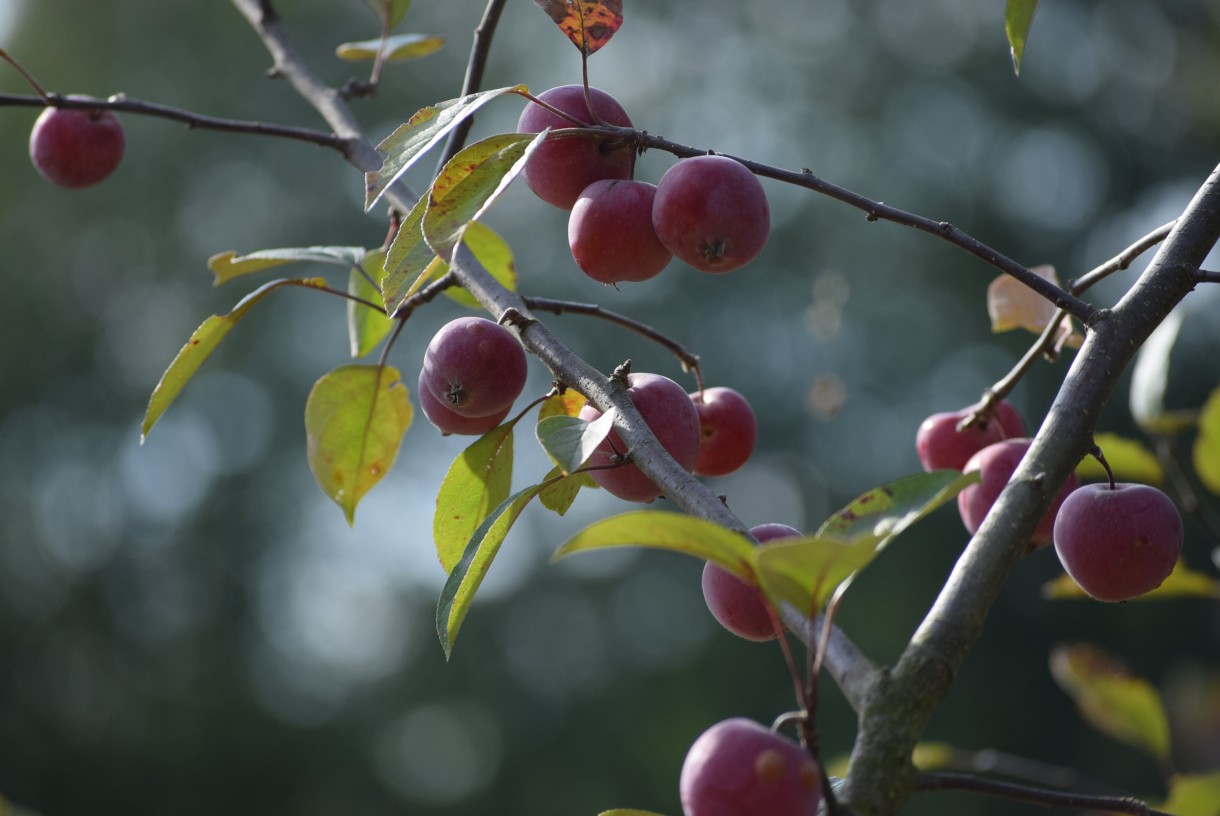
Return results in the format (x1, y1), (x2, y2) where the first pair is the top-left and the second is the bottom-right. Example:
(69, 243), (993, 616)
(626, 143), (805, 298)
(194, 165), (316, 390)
(434, 0), (509, 175)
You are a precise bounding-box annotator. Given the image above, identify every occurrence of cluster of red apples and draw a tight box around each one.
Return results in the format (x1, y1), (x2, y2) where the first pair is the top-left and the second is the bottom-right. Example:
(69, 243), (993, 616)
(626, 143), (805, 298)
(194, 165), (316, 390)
(517, 85), (771, 283)
(28, 102), (125, 189)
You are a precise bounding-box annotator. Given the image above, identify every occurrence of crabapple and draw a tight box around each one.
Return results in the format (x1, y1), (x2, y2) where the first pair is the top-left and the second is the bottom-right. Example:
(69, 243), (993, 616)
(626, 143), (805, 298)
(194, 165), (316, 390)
(568, 179), (671, 284)
(690, 386), (757, 477)
(421, 317), (527, 418)
(516, 84), (634, 210)
(916, 399), (1026, 472)
(577, 372), (700, 503)
(957, 437), (1078, 548)
(1053, 482), (1183, 602)
(652, 155), (770, 274)
(29, 104), (125, 189)
(416, 370), (510, 436)
(680, 718), (822, 816)
(701, 523), (800, 641)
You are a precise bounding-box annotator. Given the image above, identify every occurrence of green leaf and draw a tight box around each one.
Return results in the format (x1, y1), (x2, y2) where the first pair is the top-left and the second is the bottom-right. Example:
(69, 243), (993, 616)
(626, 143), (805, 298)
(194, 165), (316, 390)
(1005, 0), (1040, 75)
(365, 86), (527, 211)
(1050, 643), (1171, 761)
(363, 0), (411, 29)
(444, 221), (517, 309)
(207, 246), (365, 286)
(433, 423), (515, 573)
(539, 465), (591, 516)
(1160, 772), (1220, 816)
(1076, 432), (1164, 485)
(1043, 559), (1220, 601)
(382, 194), (440, 315)
(422, 131), (548, 260)
(1193, 387), (1220, 495)
(816, 470), (979, 547)
(536, 410), (615, 475)
(335, 33), (444, 62)
(437, 479), (556, 658)
(304, 364), (413, 525)
(1131, 310), (1196, 433)
(553, 511), (757, 577)
(142, 278), (330, 441)
(348, 250), (393, 358)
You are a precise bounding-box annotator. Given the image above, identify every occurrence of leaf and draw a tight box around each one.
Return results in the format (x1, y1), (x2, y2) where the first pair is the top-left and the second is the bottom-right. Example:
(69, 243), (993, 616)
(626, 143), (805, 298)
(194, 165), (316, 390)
(987, 265), (1082, 349)
(444, 221), (518, 309)
(1043, 559), (1220, 601)
(540, 390), (588, 420)
(1193, 387), (1220, 495)
(363, 0), (412, 30)
(1049, 643), (1171, 761)
(433, 423), (515, 573)
(364, 86), (526, 211)
(1160, 772), (1220, 816)
(382, 194), (440, 315)
(207, 246), (365, 286)
(1075, 432), (1164, 485)
(534, 0), (624, 56)
(539, 465), (592, 516)
(437, 479), (556, 658)
(816, 470), (979, 547)
(142, 278), (330, 441)
(1005, 0), (1040, 75)
(536, 410), (615, 475)
(335, 33), (445, 62)
(597, 811), (670, 816)
(422, 131), (548, 260)
(553, 511), (757, 577)
(304, 364), (413, 525)
(1130, 309), (1195, 433)
(348, 250), (393, 358)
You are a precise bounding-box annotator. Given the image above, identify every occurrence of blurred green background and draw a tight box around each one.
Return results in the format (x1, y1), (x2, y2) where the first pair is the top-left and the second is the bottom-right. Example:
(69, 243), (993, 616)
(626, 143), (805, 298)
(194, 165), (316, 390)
(2, 1), (1219, 814)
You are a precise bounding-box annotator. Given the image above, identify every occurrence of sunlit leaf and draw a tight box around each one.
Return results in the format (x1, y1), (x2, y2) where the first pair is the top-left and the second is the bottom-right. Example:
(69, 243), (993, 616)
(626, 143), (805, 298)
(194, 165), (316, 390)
(335, 33), (444, 62)
(534, 0), (624, 56)
(1075, 432), (1164, 485)
(816, 470), (979, 548)
(207, 246), (365, 286)
(305, 364), (413, 525)
(1130, 310), (1196, 433)
(422, 131), (548, 260)
(539, 465), (592, 516)
(554, 511), (757, 577)
(1043, 560), (1220, 601)
(348, 250), (393, 358)
(1193, 387), (1220, 495)
(444, 221), (517, 309)
(433, 423), (515, 573)
(1160, 771), (1220, 816)
(142, 278), (329, 441)
(1049, 643), (1170, 761)
(597, 810), (670, 816)
(1005, 0), (1040, 75)
(911, 742), (961, 771)
(364, 86), (526, 211)
(536, 410), (615, 475)
(540, 390), (588, 420)
(987, 265), (1081, 350)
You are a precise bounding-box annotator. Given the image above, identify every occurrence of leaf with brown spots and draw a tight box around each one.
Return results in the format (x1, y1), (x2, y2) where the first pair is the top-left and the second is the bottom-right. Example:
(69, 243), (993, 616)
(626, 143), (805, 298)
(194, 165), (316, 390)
(533, 0), (623, 56)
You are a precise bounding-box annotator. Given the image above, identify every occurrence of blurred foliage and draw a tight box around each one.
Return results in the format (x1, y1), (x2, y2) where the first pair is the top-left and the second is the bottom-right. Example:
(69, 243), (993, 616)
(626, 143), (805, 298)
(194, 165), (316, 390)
(1, 1), (1219, 815)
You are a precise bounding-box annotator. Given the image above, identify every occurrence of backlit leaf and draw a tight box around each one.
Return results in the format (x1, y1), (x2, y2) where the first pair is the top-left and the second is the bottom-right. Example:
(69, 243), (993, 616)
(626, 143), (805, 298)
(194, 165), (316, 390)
(554, 511), (757, 577)
(534, 0), (624, 56)
(1050, 643), (1170, 760)
(536, 410), (615, 475)
(305, 364), (413, 525)
(1043, 560), (1220, 601)
(365, 86), (526, 211)
(1005, 0), (1040, 75)
(207, 246), (365, 286)
(382, 194), (440, 315)
(348, 250), (393, 358)
(987, 265), (1081, 350)
(1160, 772), (1220, 816)
(142, 278), (329, 441)
(540, 390), (587, 420)
(598, 811), (670, 816)
(433, 423), (515, 573)
(816, 470), (979, 548)
(539, 464), (592, 516)
(444, 221), (517, 309)
(1075, 432), (1164, 485)
(1193, 387), (1220, 494)
(335, 33), (444, 62)
(422, 131), (548, 260)
(754, 534), (878, 617)
(1130, 310), (1195, 433)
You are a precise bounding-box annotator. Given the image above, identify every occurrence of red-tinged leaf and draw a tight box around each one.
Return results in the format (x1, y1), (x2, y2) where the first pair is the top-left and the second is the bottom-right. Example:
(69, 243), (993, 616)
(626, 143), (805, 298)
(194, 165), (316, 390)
(433, 423), (516, 573)
(539, 390), (588, 420)
(534, 0), (624, 56)
(142, 278), (330, 442)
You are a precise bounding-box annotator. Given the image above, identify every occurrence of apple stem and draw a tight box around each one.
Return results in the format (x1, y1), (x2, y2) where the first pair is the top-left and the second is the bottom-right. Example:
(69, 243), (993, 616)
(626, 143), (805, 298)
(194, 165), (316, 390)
(0, 49), (51, 103)
(1089, 443), (1117, 490)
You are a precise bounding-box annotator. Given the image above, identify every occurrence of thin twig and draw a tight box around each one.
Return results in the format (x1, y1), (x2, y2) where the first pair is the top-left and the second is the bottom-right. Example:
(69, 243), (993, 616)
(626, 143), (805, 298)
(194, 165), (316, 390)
(1198, 269), (1220, 283)
(434, 0), (509, 175)
(915, 772), (1172, 816)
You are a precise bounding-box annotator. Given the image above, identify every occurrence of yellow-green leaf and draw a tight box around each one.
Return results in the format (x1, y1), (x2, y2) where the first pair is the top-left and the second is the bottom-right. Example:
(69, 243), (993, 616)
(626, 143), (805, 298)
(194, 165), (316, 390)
(1049, 643), (1170, 761)
(534, 0), (624, 56)
(1160, 771), (1220, 816)
(444, 221), (518, 309)
(142, 278), (329, 441)
(1043, 559), (1220, 601)
(816, 470), (979, 548)
(348, 250), (393, 358)
(433, 423), (515, 573)
(554, 511), (757, 577)
(382, 194), (437, 315)
(335, 33), (444, 62)
(1193, 387), (1220, 494)
(540, 390), (588, 420)
(754, 534), (877, 617)
(597, 811), (670, 816)
(207, 246), (364, 286)
(1076, 432), (1164, 485)
(304, 364), (413, 525)
(1005, 0), (1040, 75)
(539, 464), (591, 516)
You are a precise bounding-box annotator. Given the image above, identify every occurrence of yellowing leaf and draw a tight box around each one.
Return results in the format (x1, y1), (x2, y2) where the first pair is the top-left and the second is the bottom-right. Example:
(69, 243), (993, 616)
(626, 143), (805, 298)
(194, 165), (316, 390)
(1194, 387), (1220, 495)
(1075, 432), (1164, 485)
(597, 811), (670, 816)
(444, 221), (517, 309)
(987, 264), (1081, 349)
(534, 0), (624, 56)
(305, 364), (413, 525)
(554, 511), (757, 577)
(1043, 559), (1220, 601)
(1160, 772), (1220, 816)
(540, 390), (588, 420)
(335, 33), (444, 62)
(207, 246), (365, 286)
(432, 423), (515, 573)
(1050, 643), (1170, 760)
(1005, 0), (1040, 75)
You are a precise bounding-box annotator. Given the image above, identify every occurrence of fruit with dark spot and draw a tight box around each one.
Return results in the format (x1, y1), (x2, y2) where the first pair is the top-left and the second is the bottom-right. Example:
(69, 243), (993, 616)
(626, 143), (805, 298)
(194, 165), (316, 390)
(421, 317), (527, 418)
(29, 104), (125, 189)
(568, 179), (671, 284)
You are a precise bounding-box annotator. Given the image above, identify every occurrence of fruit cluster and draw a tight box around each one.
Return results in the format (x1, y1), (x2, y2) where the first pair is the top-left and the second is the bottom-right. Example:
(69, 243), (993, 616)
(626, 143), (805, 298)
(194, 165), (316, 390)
(517, 85), (771, 283)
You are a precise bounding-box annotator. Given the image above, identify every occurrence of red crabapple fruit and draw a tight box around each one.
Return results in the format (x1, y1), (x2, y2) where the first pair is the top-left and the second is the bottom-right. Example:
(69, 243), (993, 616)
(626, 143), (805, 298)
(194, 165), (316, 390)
(915, 399), (1026, 472)
(701, 523), (800, 641)
(29, 104), (125, 189)
(577, 372), (700, 503)
(680, 718), (822, 816)
(1053, 482), (1183, 602)
(690, 386), (757, 477)
(568, 179), (672, 284)
(417, 370), (510, 436)
(652, 155), (770, 274)
(421, 317), (527, 418)
(516, 84), (635, 210)
(957, 437), (1078, 549)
